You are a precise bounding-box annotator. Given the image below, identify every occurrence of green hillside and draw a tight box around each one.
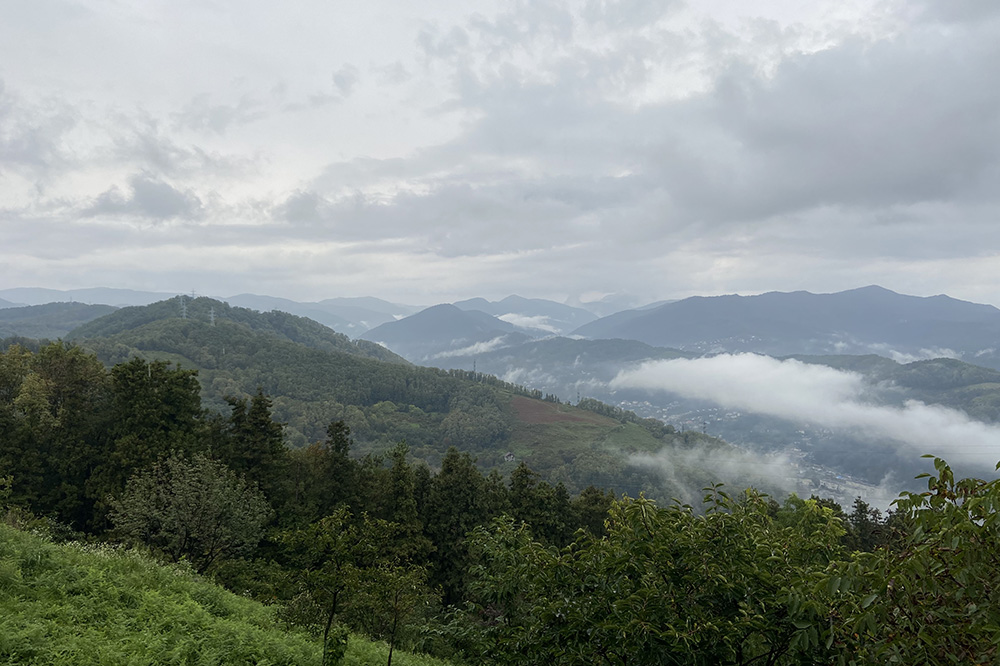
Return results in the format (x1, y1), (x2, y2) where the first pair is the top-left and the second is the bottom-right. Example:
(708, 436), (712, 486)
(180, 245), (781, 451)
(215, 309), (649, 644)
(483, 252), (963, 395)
(0, 521), (452, 666)
(59, 298), (728, 497)
(70, 296), (407, 364)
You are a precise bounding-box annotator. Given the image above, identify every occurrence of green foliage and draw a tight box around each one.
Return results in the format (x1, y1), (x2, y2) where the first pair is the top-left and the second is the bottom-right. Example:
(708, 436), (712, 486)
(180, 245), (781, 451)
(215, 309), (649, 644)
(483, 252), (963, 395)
(461, 489), (848, 666)
(0, 343), (113, 528)
(219, 388), (288, 502)
(280, 508), (389, 656)
(110, 454), (271, 573)
(85, 357), (210, 520)
(570, 485), (614, 537)
(349, 562), (435, 666)
(807, 457), (1000, 664)
(508, 463), (573, 546)
(324, 624), (350, 666)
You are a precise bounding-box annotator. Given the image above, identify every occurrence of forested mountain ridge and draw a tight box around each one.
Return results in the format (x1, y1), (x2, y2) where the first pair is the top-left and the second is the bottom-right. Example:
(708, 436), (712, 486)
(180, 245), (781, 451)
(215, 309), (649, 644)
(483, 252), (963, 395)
(0, 302), (117, 339)
(69, 296), (407, 364)
(49, 298), (727, 498)
(572, 285), (1000, 369)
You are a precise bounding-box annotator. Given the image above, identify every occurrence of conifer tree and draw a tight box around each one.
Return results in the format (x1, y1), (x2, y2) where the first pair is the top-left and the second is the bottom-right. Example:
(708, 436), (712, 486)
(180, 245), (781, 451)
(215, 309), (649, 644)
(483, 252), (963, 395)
(425, 447), (488, 605)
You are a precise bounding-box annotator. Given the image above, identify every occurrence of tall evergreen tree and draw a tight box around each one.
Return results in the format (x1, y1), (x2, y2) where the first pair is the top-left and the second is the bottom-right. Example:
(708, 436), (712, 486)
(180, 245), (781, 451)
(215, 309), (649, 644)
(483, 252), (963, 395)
(220, 388), (287, 504)
(0, 343), (114, 528)
(508, 463), (572, 546)
(425, 447), (488, 605)
(571, 485), (614, 537)
(377, 443), (432, 562)
(84, 358), (206, 525)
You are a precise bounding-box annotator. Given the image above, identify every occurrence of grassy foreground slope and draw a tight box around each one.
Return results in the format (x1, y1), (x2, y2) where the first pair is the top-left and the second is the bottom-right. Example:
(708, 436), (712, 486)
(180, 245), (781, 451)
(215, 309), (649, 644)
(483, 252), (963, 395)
(0, 523), (451, 666)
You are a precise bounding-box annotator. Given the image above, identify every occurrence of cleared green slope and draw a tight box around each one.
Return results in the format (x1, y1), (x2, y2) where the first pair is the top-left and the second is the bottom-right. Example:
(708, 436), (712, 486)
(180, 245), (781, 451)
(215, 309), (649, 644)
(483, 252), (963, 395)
(0, 523), (451, 666)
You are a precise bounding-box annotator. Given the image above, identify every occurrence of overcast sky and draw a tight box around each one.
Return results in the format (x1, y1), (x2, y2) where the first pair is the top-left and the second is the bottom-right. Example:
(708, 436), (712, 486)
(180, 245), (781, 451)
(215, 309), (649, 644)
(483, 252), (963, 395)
(2, 0), (999, 307)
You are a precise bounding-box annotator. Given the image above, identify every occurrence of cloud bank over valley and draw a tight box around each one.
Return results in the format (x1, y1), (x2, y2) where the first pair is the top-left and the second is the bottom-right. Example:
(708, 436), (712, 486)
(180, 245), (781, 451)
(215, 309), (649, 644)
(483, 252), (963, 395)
(611, 354), (1000, 472)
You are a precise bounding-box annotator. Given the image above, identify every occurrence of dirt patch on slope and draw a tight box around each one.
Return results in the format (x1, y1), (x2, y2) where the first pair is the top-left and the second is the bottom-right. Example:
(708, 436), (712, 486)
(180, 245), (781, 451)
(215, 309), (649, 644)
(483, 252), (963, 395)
(510, 396), (610, 425)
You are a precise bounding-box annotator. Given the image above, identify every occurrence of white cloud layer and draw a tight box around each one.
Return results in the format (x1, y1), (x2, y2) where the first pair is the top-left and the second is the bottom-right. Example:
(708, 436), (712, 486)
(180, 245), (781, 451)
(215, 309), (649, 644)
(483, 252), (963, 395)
(611, 354), (1000, 468)
(430, 335), (513, 360)
(497, 313), (559, 334)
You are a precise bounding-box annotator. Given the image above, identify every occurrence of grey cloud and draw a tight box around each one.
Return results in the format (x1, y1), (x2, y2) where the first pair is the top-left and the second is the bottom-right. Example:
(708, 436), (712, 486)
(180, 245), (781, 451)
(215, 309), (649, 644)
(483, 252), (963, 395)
(173, 93), (266, 134)
(380, 4), (1000, 253)
(695, 35), (1000, 215)
(8, 0), (1000, 306)
(269, 0), (1000, 303)
(85, 173), (203, 219)
(467, 0), (575, 53)
(332, 64), (360, 97)
(915, 0), (1000, 23)
(417, 25), (471, 60)
(0, 79), (78, 173)
(277, 190), (328, 223)
(108, 114), (259, 180)
(281, 92), (341, 112)
(374, 61), (411, 85)
(581, 0), (683, 30)
(318, 172), (656, 256)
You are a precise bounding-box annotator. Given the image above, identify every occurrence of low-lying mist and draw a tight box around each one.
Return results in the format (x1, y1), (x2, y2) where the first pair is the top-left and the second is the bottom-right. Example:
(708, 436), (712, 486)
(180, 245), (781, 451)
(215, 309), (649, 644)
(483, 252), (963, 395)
(611, 354), (1000, 475)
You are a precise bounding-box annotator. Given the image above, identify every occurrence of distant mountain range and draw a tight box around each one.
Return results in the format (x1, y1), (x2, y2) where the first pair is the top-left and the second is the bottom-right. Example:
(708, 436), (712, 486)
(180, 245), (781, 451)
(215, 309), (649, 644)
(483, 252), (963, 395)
(452, 295), (596, 335)
(360, 304), (534, 363)
(0, 302), (118, 339)
(572, 285), (1000, 369)
(0, 288), (422, 337)
(7, 284), (1000, 500)
(220, 294), (420, 336)
(0, 287), (177, 307)
(6, 284), (1000, 371)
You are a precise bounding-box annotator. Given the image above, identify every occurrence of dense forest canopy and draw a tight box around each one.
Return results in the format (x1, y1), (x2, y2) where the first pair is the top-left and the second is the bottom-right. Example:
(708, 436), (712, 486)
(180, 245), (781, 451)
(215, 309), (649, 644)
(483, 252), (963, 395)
(2, 339), (999, 663)
(27, 297), (738, 500)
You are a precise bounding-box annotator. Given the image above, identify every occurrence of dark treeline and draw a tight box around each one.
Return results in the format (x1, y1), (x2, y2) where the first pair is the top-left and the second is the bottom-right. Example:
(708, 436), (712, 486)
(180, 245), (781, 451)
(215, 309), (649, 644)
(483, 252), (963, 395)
(0, 342), (615, 661)
(2, 342), (998, 664)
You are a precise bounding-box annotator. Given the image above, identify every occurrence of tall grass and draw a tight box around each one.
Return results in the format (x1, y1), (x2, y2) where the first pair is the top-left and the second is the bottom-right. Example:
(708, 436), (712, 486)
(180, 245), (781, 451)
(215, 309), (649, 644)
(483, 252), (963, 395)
(0, 524), (454, 666)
